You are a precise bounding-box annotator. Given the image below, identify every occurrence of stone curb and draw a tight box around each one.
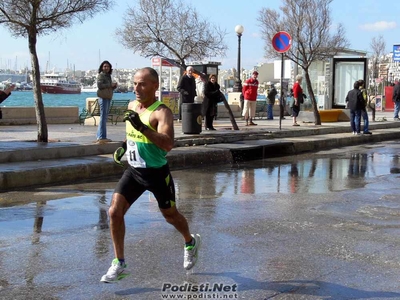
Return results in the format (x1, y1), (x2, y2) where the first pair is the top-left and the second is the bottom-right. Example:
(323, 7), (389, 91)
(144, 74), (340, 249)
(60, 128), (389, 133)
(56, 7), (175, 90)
(1, 127), (400, 191)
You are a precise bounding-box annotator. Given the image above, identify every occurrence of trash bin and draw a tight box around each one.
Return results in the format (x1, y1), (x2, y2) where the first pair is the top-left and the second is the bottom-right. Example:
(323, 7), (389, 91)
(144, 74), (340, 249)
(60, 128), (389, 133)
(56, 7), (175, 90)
(182, 103), (202, 134)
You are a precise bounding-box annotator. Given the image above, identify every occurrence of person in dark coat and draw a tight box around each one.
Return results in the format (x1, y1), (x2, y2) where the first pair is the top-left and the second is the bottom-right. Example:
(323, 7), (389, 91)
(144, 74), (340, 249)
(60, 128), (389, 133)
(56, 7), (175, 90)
(346, 81), (363, 135)
(393, 80), (400, 120)
(177, 66), (197, 121)
(0, 84), (15, 104)
(266, 84), (277, 120)
(0, 84), (15, 119)
(203, 74), (221, 130)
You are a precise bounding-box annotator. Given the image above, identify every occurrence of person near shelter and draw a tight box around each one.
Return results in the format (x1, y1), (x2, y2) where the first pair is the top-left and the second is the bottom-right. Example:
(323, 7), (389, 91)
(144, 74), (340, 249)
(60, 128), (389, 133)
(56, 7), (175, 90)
(101, 67), (200, 283)
(242, 71), (259, 126)
(266, 84), (277, 120)
(203, 74), (221, 130)
(177, 66), (197, 121)
(96, 60), (117, 143)
(393, 79), (400, 120)
(358, 79), (372, 135)
(346, 81), (364, 135)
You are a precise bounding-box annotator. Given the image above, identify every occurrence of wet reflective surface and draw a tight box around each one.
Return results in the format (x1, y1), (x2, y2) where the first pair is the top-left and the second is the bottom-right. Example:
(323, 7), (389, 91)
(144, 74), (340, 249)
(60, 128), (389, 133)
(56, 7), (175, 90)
(2, 141), (400, 299)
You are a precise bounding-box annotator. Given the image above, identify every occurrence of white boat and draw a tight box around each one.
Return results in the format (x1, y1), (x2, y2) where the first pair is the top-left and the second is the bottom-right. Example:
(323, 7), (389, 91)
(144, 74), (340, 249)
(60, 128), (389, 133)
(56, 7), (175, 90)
(41, 73), (81, 94)
(81, 86), (98, 93)
(0, 79), (12, 90)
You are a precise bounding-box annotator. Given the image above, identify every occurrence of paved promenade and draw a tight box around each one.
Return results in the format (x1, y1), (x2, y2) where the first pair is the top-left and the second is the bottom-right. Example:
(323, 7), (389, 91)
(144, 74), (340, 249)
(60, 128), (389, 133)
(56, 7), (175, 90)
(0, 111), (395, 144)
(1, 111), (400, 190)
(2, 112), (400, 299)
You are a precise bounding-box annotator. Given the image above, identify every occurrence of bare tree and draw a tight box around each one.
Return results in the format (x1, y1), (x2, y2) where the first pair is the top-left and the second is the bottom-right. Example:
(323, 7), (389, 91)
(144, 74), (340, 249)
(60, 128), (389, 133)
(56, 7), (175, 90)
(116, 0), (227, 70)
(258, 0), (349, 125)
(370, 35), (386, 82)
(0, 0), (112, 142)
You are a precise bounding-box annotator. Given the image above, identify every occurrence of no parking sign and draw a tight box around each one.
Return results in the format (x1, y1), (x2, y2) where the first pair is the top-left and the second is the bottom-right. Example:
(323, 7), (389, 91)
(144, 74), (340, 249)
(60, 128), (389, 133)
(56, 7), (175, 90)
(272, 31), (292, 53)
(272, 31), (292, 130)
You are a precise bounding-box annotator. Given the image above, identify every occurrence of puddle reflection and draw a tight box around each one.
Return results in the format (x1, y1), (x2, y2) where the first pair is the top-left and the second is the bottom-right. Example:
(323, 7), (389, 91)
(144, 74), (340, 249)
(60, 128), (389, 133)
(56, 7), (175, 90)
(173, 148), (400, 197)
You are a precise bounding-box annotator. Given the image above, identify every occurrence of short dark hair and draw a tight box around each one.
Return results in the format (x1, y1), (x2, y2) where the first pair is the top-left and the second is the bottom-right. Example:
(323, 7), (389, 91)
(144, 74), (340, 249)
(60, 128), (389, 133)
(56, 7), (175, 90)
(354, 81), (360, 89)
(358, 79), (365, 87)
(98, 60), (113, 74)
(137, 67), (159, 84)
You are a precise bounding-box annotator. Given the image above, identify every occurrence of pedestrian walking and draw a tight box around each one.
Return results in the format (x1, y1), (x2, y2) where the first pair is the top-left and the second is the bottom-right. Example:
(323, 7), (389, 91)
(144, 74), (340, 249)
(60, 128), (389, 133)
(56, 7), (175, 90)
(101, 67), (200, 283)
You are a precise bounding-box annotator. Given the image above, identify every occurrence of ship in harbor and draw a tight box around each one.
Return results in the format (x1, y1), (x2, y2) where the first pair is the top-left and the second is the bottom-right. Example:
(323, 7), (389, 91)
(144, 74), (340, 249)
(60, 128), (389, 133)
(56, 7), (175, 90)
(81, 83), (97, 93)
(40, 73), (81, 94)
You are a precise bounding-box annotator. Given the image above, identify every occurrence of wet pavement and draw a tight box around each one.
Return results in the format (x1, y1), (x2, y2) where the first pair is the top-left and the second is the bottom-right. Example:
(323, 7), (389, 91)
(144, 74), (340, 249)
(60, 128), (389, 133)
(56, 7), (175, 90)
(1, 141), (400, 299)
(2, 111), (400, 191)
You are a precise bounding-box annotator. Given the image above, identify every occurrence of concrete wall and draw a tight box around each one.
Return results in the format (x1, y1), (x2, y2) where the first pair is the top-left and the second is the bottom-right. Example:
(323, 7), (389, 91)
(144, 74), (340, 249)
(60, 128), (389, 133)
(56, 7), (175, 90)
(217, 103), (242, 118)
(0, 106), (79, 125)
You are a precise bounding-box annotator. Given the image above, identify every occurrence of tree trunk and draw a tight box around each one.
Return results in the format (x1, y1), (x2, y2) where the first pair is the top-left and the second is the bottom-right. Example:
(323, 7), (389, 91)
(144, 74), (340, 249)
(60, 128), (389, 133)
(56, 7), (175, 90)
(304, 70), (321, 125)
(29, 33), (48, 142)
(221, 95), (239, 130)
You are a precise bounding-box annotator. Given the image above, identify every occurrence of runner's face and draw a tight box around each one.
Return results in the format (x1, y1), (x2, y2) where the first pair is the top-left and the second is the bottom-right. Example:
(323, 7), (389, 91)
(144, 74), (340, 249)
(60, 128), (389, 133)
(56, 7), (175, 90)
(133, 70), (159, 103)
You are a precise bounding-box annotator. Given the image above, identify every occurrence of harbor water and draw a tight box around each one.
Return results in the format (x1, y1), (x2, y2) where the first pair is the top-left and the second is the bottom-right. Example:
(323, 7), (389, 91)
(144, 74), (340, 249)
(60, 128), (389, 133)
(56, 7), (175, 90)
(1, 91), (135, 114)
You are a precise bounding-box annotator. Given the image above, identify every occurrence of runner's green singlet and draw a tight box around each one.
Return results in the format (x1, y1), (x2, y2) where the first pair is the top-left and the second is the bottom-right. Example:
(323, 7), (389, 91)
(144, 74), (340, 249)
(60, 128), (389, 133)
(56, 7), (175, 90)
(125, 101), (167, 168)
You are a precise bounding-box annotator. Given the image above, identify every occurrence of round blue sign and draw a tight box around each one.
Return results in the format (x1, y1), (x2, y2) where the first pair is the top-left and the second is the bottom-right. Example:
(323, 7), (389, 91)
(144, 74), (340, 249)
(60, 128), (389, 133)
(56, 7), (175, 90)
(272, 31), (292, 53)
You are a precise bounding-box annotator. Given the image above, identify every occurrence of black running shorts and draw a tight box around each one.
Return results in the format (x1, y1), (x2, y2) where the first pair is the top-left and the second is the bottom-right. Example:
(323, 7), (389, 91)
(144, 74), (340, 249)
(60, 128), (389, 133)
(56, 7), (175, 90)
(114, 163), (176, 209)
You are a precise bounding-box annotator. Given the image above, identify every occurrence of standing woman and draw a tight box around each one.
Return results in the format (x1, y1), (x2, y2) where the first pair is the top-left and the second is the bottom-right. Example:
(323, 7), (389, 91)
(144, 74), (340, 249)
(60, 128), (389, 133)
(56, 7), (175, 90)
(266, 84), (277, 120)
(96, 60), (117, 143)
(292, 74), (303, 126)
(203, 74), (220, 130)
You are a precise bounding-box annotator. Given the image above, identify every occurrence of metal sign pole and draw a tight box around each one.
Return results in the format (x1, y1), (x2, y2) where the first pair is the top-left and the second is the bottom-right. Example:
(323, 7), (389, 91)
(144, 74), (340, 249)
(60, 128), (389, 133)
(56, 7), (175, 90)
(279, 53), (284, 130)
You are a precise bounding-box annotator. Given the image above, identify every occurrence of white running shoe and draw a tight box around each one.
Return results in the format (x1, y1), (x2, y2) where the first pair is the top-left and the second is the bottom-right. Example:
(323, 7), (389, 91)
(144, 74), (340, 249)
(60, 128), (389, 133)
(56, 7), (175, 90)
(100, 258), (128, 283)
(184, 234), (201, 270)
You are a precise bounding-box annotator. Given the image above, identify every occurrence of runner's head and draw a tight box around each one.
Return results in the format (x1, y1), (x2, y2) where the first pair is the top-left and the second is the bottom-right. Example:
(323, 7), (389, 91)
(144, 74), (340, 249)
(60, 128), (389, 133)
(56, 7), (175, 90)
(133, 67), (159, 103)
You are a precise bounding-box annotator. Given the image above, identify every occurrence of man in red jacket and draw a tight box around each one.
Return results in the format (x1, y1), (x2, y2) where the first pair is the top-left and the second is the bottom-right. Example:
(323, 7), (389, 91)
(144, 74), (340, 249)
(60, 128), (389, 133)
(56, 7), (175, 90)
(242, 71), (259, 126)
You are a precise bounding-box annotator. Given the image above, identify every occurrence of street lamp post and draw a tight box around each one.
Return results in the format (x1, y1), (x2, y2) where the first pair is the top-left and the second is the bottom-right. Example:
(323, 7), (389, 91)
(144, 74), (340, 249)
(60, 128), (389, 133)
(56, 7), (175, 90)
(233, 25), (244, 93)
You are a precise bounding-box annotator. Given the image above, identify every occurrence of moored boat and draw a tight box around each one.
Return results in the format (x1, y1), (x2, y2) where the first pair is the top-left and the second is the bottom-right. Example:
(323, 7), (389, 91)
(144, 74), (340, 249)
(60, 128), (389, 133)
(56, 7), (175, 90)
(81, 86), (98, 93)
(40, 73), (81, 94)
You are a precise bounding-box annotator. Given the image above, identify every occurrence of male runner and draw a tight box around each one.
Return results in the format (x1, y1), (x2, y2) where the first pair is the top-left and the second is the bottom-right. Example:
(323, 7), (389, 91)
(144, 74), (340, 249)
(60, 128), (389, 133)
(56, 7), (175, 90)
(101, 67), (200, 283)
